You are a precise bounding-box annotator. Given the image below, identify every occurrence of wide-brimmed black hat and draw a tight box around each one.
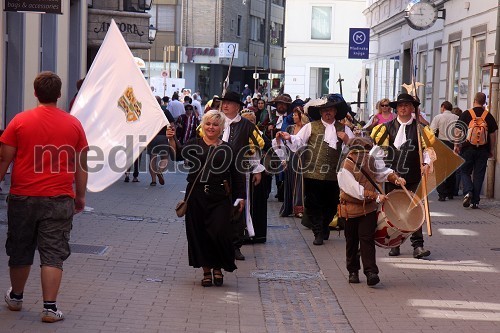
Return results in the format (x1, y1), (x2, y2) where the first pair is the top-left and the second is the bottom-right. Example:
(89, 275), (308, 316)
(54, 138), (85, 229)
(389, 93), (420, 109)
(304, 93), (350, 121)
(215, 90), (245, 106)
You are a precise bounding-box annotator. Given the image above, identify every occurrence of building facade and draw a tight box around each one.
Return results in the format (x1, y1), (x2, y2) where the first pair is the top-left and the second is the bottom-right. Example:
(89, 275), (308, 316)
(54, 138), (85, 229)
(284, 0), (366, 104)
(146, 0), (285, 102)
(363, 0), (500, 197)
(0, 0), (87, 126)
(87, 1), (153, 70)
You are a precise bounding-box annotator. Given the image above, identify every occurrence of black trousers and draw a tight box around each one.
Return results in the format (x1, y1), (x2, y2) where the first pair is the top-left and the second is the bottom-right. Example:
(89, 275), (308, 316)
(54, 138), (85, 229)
(386, 182), (424, 248)
(436, 140), (456, 197)
(345, 210), (378, 275)
(303, 178), (339, 238)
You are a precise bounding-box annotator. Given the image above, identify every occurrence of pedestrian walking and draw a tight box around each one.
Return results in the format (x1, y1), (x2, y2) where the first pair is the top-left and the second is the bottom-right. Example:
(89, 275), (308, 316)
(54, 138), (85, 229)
(454, 92), (498, 209)
(147, 96), (174, 186)
(216, 91), (266, 261)
(0, 71), (88, 322)
(167, 110), (245, 287)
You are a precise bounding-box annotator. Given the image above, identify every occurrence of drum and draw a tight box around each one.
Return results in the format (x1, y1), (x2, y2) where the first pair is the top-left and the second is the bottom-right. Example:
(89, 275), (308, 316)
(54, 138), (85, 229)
(374, 189), (425, 248)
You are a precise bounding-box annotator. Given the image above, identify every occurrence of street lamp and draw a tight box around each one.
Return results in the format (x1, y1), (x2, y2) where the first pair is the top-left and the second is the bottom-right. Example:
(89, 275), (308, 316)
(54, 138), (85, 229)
(148, 24), (157, 85)
(142, 0), (154, 10)
(148, 24), (157, 44)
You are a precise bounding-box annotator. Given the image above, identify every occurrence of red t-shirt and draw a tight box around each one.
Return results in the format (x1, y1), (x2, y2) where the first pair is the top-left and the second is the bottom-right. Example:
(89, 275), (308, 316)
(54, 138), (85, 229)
(0, 105), (88, 197)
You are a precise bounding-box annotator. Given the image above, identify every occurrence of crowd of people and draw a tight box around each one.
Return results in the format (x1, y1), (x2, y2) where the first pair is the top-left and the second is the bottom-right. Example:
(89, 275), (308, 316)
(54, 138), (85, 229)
(2, 72), (498, 324)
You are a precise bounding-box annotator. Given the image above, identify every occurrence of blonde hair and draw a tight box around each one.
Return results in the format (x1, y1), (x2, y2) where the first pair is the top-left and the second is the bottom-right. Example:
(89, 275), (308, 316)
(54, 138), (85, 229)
(377, 98), (391, 113)
(201, 109), (226, 130)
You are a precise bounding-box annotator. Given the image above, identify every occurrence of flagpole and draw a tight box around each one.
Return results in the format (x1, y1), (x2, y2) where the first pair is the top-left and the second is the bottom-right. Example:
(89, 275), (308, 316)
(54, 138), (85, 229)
(148, 49), (151, 85)
(410, 41), (432, 237)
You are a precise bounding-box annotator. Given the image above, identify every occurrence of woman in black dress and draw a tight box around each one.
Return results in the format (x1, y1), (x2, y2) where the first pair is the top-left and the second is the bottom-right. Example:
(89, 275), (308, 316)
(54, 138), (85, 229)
(279, 107), (309, 217)
(167, 110), (246, 287)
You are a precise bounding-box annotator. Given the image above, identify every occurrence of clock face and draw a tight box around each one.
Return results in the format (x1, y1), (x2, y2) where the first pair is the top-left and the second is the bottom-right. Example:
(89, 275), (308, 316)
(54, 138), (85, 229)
(406, 1), (438, 30)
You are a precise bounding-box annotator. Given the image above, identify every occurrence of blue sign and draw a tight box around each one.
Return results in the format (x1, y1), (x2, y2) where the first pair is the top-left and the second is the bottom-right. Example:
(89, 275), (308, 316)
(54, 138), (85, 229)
(348, 28), (370, 59)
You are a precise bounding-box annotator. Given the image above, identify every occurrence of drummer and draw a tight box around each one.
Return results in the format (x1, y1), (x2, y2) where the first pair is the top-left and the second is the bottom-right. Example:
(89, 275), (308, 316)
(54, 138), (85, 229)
(370, 93), (435, 259)
(338, 137), (405, 286)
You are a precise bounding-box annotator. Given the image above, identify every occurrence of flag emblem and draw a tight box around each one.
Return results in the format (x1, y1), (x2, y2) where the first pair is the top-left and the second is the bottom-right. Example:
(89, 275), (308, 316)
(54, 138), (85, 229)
(118, 86), (142, 122)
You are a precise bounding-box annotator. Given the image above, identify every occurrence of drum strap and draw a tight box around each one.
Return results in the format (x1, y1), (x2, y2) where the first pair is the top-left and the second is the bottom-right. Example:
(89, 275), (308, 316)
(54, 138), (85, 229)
(346, 156), (384, 195)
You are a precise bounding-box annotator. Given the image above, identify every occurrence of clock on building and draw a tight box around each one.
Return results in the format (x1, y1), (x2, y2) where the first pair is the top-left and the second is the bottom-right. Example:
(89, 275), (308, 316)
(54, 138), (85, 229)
(405, 0), (438, 31)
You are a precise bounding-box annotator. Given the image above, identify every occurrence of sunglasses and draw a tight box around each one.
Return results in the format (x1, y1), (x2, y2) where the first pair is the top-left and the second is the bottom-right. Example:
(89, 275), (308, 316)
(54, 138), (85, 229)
(380, 104), (390, 107)
(185, 108), (193, 110)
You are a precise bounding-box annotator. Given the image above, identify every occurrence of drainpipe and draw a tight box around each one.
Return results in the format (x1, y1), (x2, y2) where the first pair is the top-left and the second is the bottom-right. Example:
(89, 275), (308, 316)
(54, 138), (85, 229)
(487, 0), (500, 198)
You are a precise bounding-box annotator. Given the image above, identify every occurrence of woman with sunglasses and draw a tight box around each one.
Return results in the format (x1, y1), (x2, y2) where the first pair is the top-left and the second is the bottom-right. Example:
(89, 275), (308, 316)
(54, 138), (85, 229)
(365, 98), (395, 131)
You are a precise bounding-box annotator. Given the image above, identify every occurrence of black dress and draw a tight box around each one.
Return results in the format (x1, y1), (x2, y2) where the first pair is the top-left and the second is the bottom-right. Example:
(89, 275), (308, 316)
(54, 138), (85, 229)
(179, 138), (245, 272)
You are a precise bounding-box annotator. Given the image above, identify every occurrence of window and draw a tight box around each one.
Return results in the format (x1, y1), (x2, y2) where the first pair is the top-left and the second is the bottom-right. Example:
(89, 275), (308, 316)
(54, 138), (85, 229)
(311, 6), (332, 40)
(418, 52), (427, 110)
(473, 37), (486, 97)
(271, 23), (283, 46)
(250, 16), (265, 42)
(272, 0), (284, 6)
(237, 15), (242, 37)
(149, 4), (175, 32)
(123, 0), (148, 12)
(448, 42), (461, 106)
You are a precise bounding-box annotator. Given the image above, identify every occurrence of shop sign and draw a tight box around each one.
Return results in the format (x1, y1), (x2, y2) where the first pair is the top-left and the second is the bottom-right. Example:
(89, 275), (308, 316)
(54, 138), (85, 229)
(94, 21), (145, 37)
(5, 0), (62, 14)
(185, 47), (216, 62)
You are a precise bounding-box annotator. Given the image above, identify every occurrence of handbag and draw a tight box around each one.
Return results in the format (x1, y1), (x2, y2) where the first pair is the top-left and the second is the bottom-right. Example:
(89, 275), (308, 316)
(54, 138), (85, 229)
(175, 147), (216, 217)
(175, 200), (188, 217)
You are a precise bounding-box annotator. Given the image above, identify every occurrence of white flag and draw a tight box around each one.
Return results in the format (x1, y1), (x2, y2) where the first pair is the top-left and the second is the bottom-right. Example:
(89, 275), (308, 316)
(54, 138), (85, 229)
(71, 20), (168, 192)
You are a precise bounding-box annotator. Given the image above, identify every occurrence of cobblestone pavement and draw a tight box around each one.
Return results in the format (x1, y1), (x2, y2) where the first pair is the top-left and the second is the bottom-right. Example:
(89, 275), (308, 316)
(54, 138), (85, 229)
(0, 166), (500, 332)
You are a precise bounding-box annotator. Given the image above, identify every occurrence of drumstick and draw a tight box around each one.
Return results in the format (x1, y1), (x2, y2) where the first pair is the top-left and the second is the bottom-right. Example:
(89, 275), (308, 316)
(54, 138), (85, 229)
(400, 183), (420, 208)
(377, 187), (401, 222)
(384, 199), (400, 221)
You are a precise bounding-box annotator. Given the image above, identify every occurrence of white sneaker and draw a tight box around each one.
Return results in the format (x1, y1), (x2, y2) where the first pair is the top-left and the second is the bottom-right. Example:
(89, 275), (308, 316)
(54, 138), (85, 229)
(5, 287), (23, 311)
(41, 308), (64, 323)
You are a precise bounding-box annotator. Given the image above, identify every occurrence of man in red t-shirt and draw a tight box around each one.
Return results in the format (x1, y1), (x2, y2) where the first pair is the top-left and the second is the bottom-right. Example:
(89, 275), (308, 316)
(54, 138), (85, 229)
(0, 71), (88, 323)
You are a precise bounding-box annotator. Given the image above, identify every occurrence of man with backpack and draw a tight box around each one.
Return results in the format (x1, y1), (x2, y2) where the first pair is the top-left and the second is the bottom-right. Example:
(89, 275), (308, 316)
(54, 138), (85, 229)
(454, 92), (498, 209)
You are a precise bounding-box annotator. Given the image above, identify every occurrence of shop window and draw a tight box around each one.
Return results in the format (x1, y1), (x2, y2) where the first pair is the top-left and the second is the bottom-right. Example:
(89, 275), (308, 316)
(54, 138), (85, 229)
(311, 6), (332, 40)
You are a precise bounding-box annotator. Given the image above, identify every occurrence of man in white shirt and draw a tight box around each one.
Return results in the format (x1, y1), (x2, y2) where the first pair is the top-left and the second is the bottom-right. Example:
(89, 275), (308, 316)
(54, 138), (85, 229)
(371, 93), (435, 259)
(430, 100), (458, 201)
(167, 92), (186, 120)
(275, 94), (354, 245)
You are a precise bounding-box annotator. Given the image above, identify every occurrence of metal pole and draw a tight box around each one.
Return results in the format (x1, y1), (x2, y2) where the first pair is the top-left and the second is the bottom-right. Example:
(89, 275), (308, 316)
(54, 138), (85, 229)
(148, 48), (151, 85)
(163, 46), (167, 97)
(486, 0), (500, 198)
(168, 46), (172, 79)
(254, 53), (257, 93)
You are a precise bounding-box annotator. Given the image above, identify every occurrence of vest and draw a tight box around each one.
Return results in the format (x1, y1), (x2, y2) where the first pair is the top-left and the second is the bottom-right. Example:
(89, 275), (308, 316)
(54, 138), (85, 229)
(302, 120), (344, 181)
(384, 119), (422, 183)
(338, 152), (378, 218)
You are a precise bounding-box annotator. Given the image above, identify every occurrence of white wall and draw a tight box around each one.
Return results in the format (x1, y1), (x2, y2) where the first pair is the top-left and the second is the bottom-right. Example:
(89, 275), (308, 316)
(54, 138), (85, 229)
(284, 0), (366, 101)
